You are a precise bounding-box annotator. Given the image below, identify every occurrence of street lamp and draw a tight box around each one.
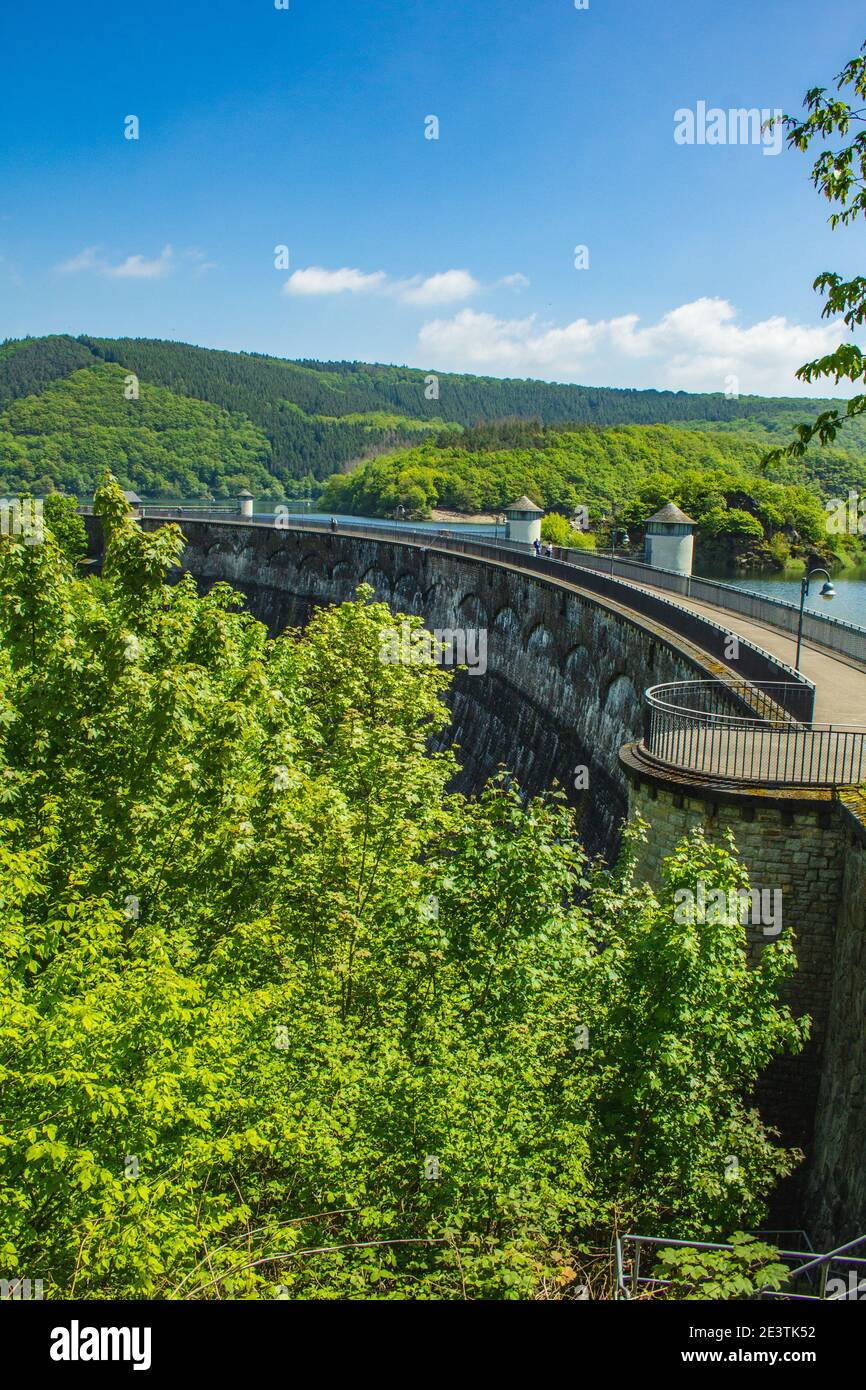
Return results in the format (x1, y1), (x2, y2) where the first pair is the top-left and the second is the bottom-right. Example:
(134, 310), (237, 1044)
(598, 502), (629, 572)
(609, 523), (630, 573)
(795, 566), (835, 672)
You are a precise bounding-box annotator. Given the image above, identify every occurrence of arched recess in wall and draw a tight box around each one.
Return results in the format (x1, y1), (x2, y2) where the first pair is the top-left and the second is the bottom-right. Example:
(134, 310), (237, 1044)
(329, 560), (358, 593)
(457, 592), (489, 629)
(524, 622), (556, 656)
(562, 643), (592, 685)
(296, 550), (327, 581)
(394, 572), (423, 612)
(602, 672), (641, 735)
(203, 539), (239, 559)
(264, 547), (296, 574)
(359, 565), (393, 599)
(491, 604), (520, 641)
(422, 581), (444, 608)
(237, 543), (259, 570)
(201, 539), (242, 574)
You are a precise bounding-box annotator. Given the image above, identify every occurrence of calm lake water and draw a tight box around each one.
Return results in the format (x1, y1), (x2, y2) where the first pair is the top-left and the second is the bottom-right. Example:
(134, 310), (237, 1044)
(695, 567), (866, 630)
(268, 508), (500, 538)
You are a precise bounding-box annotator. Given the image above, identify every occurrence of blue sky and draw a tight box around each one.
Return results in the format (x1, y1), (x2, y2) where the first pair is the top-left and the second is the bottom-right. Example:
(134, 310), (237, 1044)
(1, 0), (863, 394)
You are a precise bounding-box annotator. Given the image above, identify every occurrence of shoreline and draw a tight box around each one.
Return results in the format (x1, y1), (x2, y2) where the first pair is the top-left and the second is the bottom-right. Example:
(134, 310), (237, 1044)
(430, 507), (501, 525)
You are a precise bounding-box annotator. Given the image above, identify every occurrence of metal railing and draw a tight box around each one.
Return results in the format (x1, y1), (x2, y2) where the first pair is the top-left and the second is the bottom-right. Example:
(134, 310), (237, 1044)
(643, 680), (866, 786)
(551, 544), (866, 667)
(616, 1232), (866, 1300)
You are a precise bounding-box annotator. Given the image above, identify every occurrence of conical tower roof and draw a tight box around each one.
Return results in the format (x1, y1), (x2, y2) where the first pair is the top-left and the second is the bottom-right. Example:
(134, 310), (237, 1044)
(506, 495), (543, 513)
(645, 502), (696, 526)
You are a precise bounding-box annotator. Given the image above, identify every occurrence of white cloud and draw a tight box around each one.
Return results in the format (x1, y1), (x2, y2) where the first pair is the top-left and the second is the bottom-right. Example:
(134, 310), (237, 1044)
(284, 266), (389, 296)
(398, 269), (480, 305)
(57, 247), (102, 274)
(55, 244), (193, 280)
(283, 264), (480, 305)
(500, 272), (530, 289)
(106, 245), (174, 279)
(415, 297), (847, 396)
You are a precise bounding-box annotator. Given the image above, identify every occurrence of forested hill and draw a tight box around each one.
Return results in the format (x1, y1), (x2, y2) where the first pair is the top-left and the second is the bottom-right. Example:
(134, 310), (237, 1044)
(79, 336), (839, 430)
(0, 332), (860, 500)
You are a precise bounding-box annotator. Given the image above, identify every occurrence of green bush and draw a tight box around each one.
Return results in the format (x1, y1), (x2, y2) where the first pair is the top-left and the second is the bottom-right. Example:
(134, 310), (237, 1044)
(0, 477), (806, 1299)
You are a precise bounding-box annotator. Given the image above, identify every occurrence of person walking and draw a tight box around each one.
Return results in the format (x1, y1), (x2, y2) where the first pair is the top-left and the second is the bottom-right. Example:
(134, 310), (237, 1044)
(533, 538), (541, 557)
(330, 516), (338, 533)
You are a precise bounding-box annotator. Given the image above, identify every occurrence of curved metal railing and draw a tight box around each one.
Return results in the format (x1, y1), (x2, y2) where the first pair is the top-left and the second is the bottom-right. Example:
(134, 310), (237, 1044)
(643, 680), (866, 786)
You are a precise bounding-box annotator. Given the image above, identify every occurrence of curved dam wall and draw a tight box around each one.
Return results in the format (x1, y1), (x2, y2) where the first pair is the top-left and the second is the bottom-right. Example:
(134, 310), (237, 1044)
(86, 516), (722, 859)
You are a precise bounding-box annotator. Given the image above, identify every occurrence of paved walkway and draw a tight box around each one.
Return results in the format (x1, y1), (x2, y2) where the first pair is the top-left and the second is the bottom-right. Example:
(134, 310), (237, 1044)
(620, 580), (866, 725)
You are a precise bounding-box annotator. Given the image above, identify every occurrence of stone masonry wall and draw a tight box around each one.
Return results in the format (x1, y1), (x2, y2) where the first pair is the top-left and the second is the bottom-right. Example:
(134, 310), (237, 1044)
(94, 517), (722, 861)
(805, 797), (866, 1248)
(625, 770), (846, 1222)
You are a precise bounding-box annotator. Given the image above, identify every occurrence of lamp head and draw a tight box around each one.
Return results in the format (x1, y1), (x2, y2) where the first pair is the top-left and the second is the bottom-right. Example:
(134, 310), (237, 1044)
(820, 580), (836, 600)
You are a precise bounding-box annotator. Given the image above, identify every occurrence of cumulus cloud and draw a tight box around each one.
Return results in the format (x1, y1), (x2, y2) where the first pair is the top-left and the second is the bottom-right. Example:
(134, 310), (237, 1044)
(415, 297), (846, 396)
(399, 269), (480, 305)
(56, 244), (176, 279)
(283, 265), (480, 305)
(106, 246), (174, 279)
(283, 265), (389, 296)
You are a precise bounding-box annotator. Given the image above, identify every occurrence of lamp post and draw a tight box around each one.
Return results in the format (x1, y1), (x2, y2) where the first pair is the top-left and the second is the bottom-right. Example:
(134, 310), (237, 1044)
(608, 518), (630, 574)
(795, 566), (836, 673)
(598, 502), (629, 573)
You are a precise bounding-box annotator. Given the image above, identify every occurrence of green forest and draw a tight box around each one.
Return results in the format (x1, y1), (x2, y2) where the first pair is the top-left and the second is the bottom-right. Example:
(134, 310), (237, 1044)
(0, 483), (806, 1299)
(322, 422), (864, 569)
(2, 334), (864, 567)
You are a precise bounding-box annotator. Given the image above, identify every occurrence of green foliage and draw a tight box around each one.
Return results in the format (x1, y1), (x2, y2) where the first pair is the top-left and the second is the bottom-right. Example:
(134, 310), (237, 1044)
(650, 1234), (790, 1300)
(541, 513), (596, 548)
(0, 335), (96, 409)
(80, 339), (450, 483)
(42, 494), (87, 567)
(322, 427), (831, 556)
(764, 42), (866, 462)
(1, 335), (862, 501)
(0, 477), (806, 1298)
(0, 363), (274, 500)
(701, 507), (765, 540)
(581, 825), (806, 1239)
